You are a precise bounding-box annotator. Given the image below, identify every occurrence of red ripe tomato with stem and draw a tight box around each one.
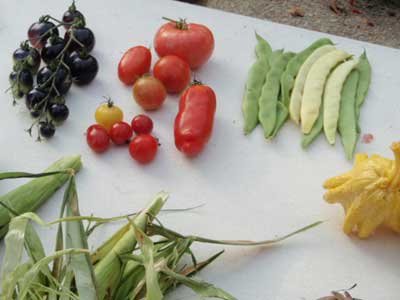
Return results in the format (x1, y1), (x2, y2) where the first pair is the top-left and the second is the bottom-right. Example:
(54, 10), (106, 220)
(109, 121), (133, 145)
(86, 124), (110, 153)
(154, 18), (214, 69)
(129, 134), (158, 164)
(154, 55), (191, 93)
(131, 114), (153, 135)
(174, 82), (216, 157)
(118, 46), (151, 85)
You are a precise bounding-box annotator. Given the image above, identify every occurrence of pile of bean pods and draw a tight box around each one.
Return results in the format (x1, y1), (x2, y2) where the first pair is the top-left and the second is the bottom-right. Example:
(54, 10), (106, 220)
(242, 33), (371, 160)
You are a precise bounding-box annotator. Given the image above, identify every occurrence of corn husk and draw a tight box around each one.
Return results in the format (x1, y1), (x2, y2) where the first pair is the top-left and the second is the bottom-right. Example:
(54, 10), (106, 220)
(0, 155), (82, 239)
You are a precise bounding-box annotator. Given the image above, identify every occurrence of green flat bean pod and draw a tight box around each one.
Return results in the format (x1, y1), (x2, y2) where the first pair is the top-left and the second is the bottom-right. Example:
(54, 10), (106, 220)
(301, 49), (351, 134)
(323, 58), (359, 145)
(338, 70), (360, 160)
(281, 38), (333, 108)
(301, 108), (323, 149)
(270, 101), (289, 139)
(255, 32), (272, 62)
(355, 51), (372, 132)
(242, 33), (272, 134)
(259, 51), (295, 138)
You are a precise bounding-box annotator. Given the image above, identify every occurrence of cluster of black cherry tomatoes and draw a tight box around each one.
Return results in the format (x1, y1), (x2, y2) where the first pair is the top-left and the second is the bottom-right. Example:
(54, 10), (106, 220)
(8, 2), (98, 140)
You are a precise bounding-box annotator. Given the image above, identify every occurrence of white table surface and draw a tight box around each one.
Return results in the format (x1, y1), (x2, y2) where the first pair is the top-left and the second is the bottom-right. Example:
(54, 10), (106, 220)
(1, 0), (400, 299)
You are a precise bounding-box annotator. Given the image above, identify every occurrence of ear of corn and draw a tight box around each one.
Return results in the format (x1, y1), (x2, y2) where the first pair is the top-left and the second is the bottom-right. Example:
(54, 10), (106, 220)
(1, 169), (321, 300)
(93, 192), (168, 299)
(0, 155), (82, 239)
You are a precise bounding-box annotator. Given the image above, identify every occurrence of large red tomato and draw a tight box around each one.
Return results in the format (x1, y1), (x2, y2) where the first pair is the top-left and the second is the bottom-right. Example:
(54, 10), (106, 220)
(154, 18), (214, 69)
(153, 55), (191, 93)
(118, 46), (151, 85)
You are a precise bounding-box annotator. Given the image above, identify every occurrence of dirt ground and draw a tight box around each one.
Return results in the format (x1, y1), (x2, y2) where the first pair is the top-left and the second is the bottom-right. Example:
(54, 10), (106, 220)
(188, 0), (400, 49)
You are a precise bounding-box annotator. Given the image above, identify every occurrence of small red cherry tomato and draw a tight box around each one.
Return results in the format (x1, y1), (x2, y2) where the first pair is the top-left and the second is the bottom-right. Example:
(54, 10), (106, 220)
(153, 55), (191, 93)
(129, 134), (158, 164)
(133, 76), (167, 110)
(109, 121), (133, 145)
(118, 46), (151, 85)
(86, 124), (110, 153)
(174, 83), (216, 157)
(131, 114), (153, 135)
(154, 18), (214, 69)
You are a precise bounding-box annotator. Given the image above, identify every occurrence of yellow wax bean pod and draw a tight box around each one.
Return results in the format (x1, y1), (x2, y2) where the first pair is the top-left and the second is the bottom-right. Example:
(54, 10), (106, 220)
(289, 45), (336, 124)
(323, 58), (359, 145)
(301, 49), (351, 133)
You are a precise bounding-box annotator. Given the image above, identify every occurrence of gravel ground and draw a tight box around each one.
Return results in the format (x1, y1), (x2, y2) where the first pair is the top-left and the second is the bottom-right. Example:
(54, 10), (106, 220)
(186, 0), (400, 49)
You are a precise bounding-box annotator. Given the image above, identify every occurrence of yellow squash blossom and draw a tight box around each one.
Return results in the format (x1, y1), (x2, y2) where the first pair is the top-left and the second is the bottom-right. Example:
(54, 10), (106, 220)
(323, 142), (400, 238)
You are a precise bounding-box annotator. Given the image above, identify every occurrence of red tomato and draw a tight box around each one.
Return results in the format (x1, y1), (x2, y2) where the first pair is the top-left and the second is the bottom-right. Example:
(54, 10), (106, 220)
(109, 121), (133, 145)
(118, 46), (151, 85)
(131, 114), (153, 135)
(129, 134), (158, 164)
(174, 83), (216, 157)
(153, 55), (191, 93)
(133, 76), (167, 110)
(86, 124), (110, 153)
(154, 18), (214, 69)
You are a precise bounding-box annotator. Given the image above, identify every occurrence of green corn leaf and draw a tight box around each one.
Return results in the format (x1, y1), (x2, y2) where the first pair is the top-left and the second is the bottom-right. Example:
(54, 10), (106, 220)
(24, 223), (47, 263)
(1, 261), (32, 298)
(134, 225), (163, 300)
(1, 216), (29, 296)
(160, 249), (225, 294)
(24, 222), (51, 290)
(2, 216), (28, 271)
(0, 170), (70, 181)
(64, 176), (99, 300)
(60, 267), (76, 300)
(149, 221), (323, 246)
(18, 248), (89, 299)
(52, 173), (71, 280)
(161, 267), (236, 300)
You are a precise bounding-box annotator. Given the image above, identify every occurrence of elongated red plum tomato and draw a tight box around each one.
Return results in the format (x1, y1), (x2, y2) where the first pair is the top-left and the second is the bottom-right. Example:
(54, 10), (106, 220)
(133, 76), (167, 110)
(86, 124), (110, 153)
(118, 46), (151, 85)
(154, 18), (214, 69)
(129, 134), (158, 164)
(174, 83), (216, 157)
(109, 121), (133, 145)
(154, 55), (191, 93)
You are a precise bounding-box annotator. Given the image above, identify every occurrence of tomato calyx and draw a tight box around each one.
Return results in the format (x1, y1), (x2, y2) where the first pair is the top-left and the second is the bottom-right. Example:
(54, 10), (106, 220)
(190, 79), (203, 86)
(19, 40), (30, 51)
(39, 15), (49, 23)
(162, 17), (188, 30)
(68, 0), (78, 13)
(103, 96), (116, 108)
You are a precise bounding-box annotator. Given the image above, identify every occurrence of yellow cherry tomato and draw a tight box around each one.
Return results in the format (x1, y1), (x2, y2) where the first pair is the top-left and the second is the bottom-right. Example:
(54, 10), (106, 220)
(95, 99), (123, 131)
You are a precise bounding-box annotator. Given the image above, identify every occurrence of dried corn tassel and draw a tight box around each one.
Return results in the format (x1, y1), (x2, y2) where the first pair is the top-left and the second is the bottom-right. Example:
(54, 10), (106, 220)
(323, 142), (400, 238)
